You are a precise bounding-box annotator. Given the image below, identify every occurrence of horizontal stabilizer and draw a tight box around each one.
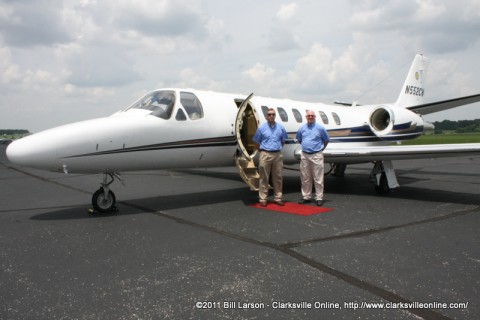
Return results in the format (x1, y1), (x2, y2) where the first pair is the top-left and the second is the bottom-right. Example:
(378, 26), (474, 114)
(407, 93), (480, 115)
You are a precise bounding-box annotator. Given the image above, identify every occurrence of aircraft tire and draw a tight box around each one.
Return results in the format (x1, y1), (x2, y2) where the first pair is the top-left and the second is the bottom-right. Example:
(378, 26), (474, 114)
(374, 173), (391, 195)
(92, 188), (117, 213)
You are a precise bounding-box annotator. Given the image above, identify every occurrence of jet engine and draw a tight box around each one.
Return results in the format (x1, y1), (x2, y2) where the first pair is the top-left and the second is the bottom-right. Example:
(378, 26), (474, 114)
(368, 105), (424, 140)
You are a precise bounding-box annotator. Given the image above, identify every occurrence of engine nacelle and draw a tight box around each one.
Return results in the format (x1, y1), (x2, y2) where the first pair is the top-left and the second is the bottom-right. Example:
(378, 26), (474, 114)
(368, 105), (424, 140)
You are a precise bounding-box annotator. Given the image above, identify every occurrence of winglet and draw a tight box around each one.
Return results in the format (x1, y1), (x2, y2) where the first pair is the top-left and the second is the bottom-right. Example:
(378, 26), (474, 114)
(395, 54), (429, 108)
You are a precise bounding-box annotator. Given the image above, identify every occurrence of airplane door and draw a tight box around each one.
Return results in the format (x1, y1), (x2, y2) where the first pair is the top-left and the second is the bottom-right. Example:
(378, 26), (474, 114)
(235, 93), (261, 191)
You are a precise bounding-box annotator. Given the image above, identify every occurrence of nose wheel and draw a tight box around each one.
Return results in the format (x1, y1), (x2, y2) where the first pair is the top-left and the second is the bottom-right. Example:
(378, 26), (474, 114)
(89, 173), (121, 214)
(91, 188), (117, 213)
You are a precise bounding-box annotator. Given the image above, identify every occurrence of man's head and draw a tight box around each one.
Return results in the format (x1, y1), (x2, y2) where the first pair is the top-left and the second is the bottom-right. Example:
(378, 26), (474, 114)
(266, 108), (276, 124)
(306, 110), (316, 124)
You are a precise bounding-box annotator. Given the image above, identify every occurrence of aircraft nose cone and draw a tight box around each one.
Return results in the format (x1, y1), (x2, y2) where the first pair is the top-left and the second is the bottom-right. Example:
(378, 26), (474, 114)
(6, 138), (30, 165)
(6, 134), (57, 169)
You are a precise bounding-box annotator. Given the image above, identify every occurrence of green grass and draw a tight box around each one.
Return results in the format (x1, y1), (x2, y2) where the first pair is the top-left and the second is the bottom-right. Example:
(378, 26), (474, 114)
(402, 133), (480, 145)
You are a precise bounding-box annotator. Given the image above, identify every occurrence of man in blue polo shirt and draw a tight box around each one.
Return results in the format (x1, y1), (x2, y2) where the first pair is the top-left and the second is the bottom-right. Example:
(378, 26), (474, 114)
(253, 108), (288, 207)
(296, 110), (330, 206)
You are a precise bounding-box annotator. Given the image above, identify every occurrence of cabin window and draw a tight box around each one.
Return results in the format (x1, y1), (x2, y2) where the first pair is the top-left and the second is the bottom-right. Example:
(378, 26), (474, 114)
(319, 111), (329, 124)
(180, 91), (203, 120)
(128, 90), (175, 119)
(278, 108), (288, 122)
(175, 108), (187, 121)
(292, 109), (302, 123)
(261, 106), (270, 120)
(332, 112), (341, 125)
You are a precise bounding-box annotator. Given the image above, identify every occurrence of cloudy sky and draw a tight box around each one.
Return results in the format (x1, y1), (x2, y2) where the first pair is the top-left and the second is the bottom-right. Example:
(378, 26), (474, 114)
(1, 0), (479, 133)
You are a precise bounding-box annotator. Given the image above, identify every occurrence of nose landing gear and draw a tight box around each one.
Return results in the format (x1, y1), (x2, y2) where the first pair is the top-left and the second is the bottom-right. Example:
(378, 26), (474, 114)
(89, 173), (122, 214)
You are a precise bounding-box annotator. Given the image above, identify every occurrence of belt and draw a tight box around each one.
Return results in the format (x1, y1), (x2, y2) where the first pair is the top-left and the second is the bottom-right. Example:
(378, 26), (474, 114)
(302, 150), (322, 154)
(260, 149), (280, 153)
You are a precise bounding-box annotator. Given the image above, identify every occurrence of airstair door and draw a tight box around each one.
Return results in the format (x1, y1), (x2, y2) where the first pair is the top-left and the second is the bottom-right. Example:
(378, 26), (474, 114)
(234, 93), (260, 191)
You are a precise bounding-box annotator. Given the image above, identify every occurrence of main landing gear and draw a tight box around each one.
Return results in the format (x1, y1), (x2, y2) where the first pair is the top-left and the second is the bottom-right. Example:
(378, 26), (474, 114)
(370, 161), (399, 195)
(89, 173), (122, 214)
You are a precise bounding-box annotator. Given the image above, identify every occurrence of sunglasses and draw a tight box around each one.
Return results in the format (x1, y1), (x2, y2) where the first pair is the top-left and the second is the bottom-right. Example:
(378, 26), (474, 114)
(267, 113), (276, 116)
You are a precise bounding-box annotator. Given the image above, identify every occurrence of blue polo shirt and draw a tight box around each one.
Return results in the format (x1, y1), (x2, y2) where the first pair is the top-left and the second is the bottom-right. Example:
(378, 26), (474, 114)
(296, 122), (330, 153)
(253, 122), (288, 151)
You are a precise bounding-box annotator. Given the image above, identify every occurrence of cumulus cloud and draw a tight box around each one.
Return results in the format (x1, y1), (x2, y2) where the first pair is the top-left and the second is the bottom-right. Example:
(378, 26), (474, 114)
(243, 63), (276, 84)
(276, 3), (298, 22)
(289, 44), (333, 84)
(267, 2), (300, 51)
(172, 68), (222, 90)
(109, 0), (209, 38)
(65, 46), (142, 87)
(0, 0), (73, 47)
(0, 0), (479, 131)
(0, 45), (65, 94)
(349, 0), (480, 54)
(0, 47), (20, 85)
(415, 0), (446, 20)
(241, 43), (365, 100)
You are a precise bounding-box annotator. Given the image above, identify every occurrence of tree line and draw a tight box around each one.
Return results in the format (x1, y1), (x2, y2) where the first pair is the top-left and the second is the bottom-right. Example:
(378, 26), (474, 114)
(1, 129), (30, 135)
(432, 119), (480, 133)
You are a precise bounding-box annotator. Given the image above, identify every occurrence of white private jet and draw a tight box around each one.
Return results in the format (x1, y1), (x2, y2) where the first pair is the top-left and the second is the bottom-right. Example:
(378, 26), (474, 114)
(6, 54), (480, 213)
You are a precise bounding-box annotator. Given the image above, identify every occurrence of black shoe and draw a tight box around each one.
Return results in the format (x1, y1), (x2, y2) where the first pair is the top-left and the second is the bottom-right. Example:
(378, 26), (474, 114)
(316, 200), (325, 206)
(298, 198), (311, 204)
(275, 201), (285, 206)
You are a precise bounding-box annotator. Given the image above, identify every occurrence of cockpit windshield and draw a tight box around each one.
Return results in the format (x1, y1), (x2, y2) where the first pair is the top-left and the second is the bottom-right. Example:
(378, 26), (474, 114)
(127, 90), (175, 119)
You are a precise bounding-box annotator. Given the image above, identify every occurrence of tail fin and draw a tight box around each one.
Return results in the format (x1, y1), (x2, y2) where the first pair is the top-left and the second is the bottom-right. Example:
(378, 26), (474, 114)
(395, 54), (429, 108)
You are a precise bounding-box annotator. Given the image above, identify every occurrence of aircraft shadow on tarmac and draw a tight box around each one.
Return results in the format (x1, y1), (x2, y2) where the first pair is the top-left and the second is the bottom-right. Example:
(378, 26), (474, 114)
(30, 187), (255, 221)
(178, 168), (480, 206)
(30, 167), (480, 221)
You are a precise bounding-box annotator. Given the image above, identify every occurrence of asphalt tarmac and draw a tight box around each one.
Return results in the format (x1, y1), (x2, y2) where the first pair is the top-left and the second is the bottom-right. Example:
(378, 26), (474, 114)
(1, 144), (479, 320)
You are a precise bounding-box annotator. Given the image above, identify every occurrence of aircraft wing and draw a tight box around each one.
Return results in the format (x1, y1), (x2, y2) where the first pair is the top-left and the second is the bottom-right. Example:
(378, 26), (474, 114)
(320, 143), (480, 163)
(407, 93), (480, 115)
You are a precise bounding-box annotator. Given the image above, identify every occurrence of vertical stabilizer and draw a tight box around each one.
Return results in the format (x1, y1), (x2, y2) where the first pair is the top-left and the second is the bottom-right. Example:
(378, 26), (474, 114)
(395, 54), (429, 108)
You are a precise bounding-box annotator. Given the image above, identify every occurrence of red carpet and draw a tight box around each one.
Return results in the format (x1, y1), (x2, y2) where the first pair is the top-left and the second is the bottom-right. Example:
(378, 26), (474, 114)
(249, 202), (333, 216)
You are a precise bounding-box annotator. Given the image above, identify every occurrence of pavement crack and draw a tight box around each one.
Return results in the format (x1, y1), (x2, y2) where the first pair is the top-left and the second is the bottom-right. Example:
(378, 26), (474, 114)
(122, 200), (453, 320)
(281, 206), (480, 249)
(2, 161), (463, 319)
(5, 165), (92, 195)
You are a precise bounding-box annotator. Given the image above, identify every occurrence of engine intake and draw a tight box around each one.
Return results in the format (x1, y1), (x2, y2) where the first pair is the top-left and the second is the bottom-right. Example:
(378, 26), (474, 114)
(369, 106), (394, 138)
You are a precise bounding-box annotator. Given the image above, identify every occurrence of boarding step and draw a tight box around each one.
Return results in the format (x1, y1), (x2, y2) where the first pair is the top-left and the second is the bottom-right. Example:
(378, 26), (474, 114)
(235, 154), (259, 191)
(243, 167), (259, 177)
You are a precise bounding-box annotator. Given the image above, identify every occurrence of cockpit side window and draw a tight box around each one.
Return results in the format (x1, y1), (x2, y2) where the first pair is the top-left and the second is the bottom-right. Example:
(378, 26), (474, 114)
(180, 92), (204, 120)
(128, 90), (175, 119)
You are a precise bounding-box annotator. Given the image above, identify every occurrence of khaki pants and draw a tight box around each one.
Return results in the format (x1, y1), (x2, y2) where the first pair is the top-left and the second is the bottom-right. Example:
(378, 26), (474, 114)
(300, 152), (325, 201)
(258, 151), (283, 202)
